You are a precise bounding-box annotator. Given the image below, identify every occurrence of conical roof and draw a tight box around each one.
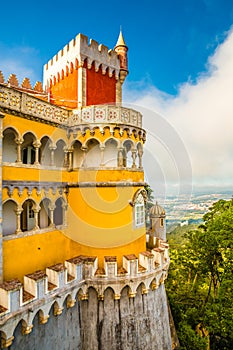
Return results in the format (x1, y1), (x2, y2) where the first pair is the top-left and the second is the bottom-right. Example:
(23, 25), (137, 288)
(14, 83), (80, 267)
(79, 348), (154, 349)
(115, 30), (127, 48)
(149, 201), (166, 216)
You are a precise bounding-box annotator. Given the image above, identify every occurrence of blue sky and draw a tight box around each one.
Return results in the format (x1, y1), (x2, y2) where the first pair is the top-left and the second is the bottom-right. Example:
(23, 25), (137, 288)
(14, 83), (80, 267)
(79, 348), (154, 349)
(1, 0), (233, 196)
(1, 0), (233, 94)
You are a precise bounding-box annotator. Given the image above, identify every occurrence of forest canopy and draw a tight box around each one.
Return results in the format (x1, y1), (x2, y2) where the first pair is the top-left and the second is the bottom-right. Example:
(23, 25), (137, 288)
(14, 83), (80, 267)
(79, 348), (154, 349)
(166, 198), (233, 350)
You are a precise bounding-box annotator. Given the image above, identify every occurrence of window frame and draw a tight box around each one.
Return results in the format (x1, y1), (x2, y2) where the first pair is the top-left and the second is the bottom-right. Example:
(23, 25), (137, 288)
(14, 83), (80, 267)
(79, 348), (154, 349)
(134, 193), (145, 228)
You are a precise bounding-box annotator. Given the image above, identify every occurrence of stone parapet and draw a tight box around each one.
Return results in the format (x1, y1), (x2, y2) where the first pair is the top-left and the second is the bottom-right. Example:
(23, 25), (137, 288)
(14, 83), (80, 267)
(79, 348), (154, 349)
(0, 85), (69, 125)
(0, 85), (144, 132)
(69, 104), (143, 128)
(0, 240), (169, 329)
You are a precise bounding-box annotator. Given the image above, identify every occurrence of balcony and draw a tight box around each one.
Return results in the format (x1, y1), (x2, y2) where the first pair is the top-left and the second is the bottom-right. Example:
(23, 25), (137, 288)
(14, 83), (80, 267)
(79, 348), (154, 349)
(0, 84), (143, 130)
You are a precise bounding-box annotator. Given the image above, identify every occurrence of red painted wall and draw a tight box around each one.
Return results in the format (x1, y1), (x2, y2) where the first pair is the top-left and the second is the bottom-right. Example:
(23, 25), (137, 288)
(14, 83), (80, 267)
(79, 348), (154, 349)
(86, 65), (116, 105)
(50, 68), (78, 109)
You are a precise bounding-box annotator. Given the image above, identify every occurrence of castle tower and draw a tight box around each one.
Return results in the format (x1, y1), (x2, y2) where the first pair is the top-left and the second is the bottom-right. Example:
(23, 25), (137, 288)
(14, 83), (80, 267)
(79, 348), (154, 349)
(43, 32), (128, 109)
(148, 202), (167, 248)
(0, 32), (172, 349)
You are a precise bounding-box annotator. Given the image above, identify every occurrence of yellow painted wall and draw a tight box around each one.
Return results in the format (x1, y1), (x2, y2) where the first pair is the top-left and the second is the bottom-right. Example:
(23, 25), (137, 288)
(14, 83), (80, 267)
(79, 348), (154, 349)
(64, 186), (145, 248)
(2, 166), (144, 184)
(3, 114), (67, 142)
(3, 230), (70, 281)
(3, 230), (146, 281)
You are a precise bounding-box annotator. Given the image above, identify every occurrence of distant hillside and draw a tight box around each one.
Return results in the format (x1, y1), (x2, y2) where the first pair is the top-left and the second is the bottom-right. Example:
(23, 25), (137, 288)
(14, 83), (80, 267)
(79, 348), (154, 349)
(167, 223), (198, 247)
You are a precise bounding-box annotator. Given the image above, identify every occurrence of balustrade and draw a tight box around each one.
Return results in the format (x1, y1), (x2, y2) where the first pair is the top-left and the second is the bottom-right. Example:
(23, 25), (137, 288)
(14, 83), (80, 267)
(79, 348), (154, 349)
(0, 85), (143, 129)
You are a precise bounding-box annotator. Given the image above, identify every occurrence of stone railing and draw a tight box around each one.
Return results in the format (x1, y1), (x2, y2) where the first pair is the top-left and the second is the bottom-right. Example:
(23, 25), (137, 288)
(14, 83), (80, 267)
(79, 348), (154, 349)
(0, 240), (169, 320)
(0, 85), (69, 125)
(0, 240), (169, 347)
(68, 105), (143, 128)
(0, 85), (143, 129)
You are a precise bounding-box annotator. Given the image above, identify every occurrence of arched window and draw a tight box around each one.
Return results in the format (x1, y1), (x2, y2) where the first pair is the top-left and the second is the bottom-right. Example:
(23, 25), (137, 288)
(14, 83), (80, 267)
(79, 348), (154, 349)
(85, 139), (101, 167)
(54, 140), (66, 167)
(54, 198), (63, 226)
(40, 136), (52, 166)
(104, 139), (118, 167)
(3, 128), (18, 163)
(21, 199), (35, 231)
(134, 193), (145, 227)
(123, 140), (133, 167)
(22, 133), (36, 164)
(72, 140), (83, 168)
(39, 198), (51, 229)
(3, 200), (17, 235)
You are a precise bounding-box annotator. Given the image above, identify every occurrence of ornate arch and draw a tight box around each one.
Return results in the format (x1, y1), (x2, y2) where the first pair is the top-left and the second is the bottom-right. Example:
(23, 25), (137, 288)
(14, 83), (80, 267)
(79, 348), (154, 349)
(132, 188), (148, 206)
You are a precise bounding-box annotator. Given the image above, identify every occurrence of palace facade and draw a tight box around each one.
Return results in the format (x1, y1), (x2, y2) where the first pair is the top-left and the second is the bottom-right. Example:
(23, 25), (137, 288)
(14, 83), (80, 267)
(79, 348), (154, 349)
(0, 31), (173, 349)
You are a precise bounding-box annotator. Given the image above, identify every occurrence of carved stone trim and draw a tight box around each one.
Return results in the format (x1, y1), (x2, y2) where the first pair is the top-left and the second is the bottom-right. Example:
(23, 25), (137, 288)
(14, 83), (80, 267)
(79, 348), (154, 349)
(2, 181), (67, 197)
(67, 182), (147, 188)
(0, 86), (146, 135)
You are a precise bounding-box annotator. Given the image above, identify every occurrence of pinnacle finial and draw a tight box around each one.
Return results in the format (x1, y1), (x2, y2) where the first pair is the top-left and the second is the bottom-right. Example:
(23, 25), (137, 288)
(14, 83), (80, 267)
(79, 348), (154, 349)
(115, 28), (127, 48)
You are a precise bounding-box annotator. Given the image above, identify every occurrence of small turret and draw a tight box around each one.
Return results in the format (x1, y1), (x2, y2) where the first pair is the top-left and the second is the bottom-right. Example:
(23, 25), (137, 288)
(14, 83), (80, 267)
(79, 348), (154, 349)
(114, 29), (128, 84)
(148, 202), (166, 247)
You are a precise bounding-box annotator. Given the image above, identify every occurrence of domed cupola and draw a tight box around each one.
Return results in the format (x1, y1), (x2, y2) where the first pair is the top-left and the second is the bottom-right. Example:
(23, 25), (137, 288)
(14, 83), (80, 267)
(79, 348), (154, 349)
(148, 201), (166, 244)
(149, 201), (166, 217)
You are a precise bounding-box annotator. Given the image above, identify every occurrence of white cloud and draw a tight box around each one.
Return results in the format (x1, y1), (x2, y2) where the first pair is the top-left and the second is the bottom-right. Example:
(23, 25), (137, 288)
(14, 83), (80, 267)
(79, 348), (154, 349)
(125, 27), (233, 195)
(0, 43), (42, 85)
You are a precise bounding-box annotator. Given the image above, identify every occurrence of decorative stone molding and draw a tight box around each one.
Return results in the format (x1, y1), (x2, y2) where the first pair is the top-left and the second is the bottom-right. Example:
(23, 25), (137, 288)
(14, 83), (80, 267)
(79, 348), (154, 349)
(2, 181), (67, 198)
(0, 85), (69, 125)
(0, 86), (146, 141)
(1, 335), (14, 348)
(39, 314), (50, 324)
(69, 105), (143, 128)
(67, 181), (147, 188)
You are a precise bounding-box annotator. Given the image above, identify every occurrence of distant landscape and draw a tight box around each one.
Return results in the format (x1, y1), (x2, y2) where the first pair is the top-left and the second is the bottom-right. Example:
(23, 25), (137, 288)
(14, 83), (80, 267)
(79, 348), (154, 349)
(159, 190), (232, 228)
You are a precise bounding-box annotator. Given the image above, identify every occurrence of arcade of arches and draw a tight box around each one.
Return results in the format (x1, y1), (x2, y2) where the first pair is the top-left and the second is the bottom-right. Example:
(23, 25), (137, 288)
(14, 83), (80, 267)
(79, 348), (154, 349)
(3, 128), (144, 170)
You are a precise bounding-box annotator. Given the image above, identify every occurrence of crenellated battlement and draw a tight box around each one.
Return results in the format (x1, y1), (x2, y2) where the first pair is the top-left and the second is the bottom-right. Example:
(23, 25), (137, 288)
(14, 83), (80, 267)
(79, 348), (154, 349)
(0, 239), (169, 323)
(0, 242), (170, 348)
(0, 71), (45, 96)
(43, 33), (120, 90)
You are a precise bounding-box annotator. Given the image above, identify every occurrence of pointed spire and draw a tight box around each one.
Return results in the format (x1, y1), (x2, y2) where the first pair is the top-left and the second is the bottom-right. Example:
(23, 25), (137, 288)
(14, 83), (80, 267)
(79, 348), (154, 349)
(115, 28), (127, 48)
(114, 27), (128, 88)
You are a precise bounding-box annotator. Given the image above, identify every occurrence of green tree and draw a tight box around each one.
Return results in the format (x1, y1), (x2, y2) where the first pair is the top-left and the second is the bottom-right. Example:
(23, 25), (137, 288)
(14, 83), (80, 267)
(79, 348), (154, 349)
(166, 198), (233, 349)
(144, 185), (155, 228)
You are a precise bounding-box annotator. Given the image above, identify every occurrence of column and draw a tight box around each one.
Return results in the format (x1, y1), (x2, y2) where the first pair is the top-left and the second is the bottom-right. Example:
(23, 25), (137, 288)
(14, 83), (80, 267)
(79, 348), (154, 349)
(33, 205), (40, 230)
(68, 148), (73, 171)
(14, 206), (23, 234)
(33, 140), (41, 165)
(63, 147), (69, 168)
(48, 203), (55, 228)
(15, 137), (23, 163)
(49, 145), (56, 166)
(138, 147), (143, 169)
(117, 147), (124, 167)
(81, 146), (87, 168)
(131, 148), (137, 169)
(100, 145), (105, 167)
(62, 202), (68, 227)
